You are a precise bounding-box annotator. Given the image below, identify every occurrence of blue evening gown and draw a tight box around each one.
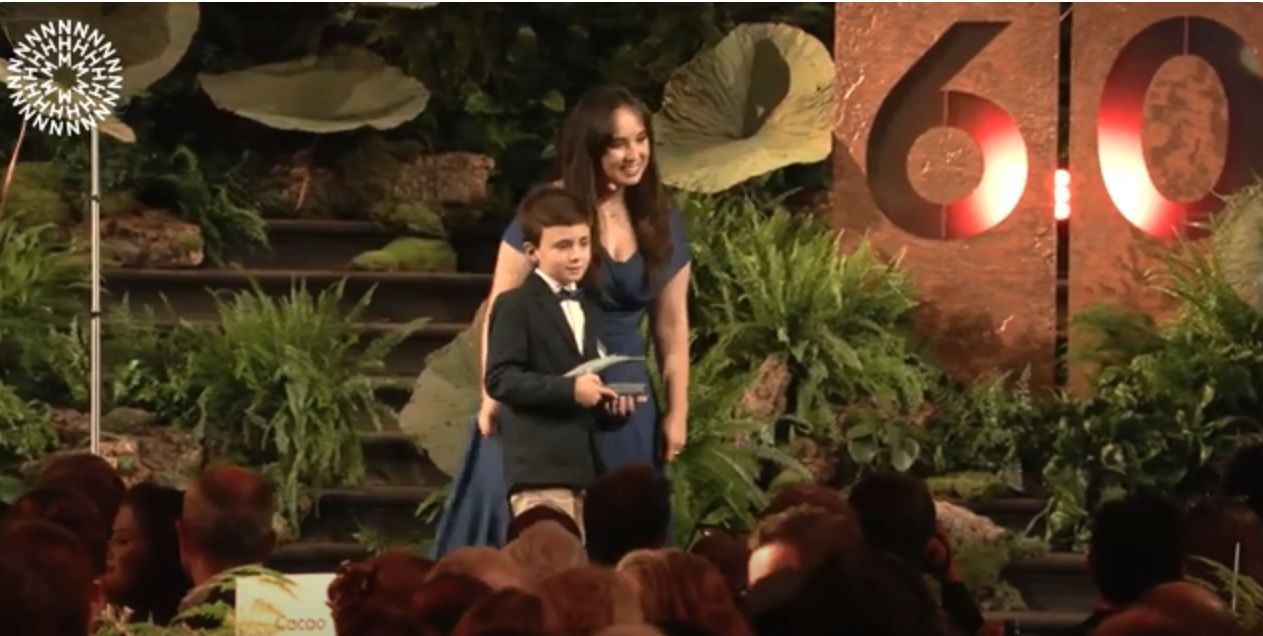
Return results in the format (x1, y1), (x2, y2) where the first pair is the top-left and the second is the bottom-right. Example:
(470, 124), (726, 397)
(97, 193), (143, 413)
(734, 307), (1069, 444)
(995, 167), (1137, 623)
(428, 205), (691, 557)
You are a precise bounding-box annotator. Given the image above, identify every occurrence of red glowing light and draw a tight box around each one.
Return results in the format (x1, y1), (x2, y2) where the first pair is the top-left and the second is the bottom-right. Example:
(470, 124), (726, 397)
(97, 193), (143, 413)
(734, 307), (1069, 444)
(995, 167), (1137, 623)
(1054, 169), (1071, 220)
(943, 94), (1029, 237)
(1099, 115), (1182, 237)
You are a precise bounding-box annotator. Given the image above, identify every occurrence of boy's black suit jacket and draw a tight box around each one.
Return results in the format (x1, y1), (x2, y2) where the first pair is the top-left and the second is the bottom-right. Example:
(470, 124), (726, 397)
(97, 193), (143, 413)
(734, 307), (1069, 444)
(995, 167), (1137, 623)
(484, 272), (602, 493)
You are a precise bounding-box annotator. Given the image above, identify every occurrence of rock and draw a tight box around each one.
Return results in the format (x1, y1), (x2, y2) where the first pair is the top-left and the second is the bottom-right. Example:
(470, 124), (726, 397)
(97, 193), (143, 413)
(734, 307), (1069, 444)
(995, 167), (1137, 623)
(392, 152), (495, 206)
(350, 237), (457, 272)
(786, 436), (841, 485)
(740, 355), (791, 420)
(102, 407), (159, 435)
(935, 499), (1006, 544)
(46, 409), (203, 488)
(85, 210), (205, 268)
(258, 158), (353, 219)
(4, 162), (73, 227)
(105, 425), (204, 488)
(49, 408), (91, 446)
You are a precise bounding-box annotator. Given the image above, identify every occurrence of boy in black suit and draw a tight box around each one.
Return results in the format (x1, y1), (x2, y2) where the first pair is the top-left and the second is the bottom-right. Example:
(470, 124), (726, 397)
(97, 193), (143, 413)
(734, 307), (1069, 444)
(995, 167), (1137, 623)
(484, 186), (617, 537)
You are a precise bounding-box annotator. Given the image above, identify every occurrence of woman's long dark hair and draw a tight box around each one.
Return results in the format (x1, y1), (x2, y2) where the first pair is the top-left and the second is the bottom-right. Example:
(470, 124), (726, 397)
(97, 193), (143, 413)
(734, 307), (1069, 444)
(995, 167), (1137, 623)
(557, 86), (673, 289)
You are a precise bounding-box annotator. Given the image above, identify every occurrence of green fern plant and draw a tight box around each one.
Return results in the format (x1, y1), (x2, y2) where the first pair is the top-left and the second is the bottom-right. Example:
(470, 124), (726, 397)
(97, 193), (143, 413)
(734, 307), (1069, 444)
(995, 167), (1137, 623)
(0, 381), (57, 463)
(1044, 182), (1263, 545)
(137, 146), (268, 265)
(926, 368), (1042, 492)
(680, 192), (931, 444)
(0, 219), (89, 405)
(1188, 556), (1263, 631)
(185, 280), (426, 528)
(666, 339), (809, 546)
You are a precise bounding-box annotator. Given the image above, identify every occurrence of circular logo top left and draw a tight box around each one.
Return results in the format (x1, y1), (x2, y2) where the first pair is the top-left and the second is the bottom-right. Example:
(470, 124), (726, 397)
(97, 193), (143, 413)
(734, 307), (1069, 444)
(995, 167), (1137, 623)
(6, 20), (123, 136)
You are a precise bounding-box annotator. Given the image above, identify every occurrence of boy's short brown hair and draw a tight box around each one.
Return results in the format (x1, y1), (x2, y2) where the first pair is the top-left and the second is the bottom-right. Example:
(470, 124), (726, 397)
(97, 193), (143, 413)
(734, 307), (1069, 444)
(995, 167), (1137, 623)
(518, 186), (591, 247)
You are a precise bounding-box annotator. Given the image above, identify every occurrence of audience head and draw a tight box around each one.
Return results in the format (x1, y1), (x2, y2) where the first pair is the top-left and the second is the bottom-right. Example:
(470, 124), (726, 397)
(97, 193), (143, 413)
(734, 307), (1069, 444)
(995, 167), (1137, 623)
(412, 573), (493, 634)
(35, 452), (125, 532)
(509, 505), (583, 543)
(328, 550), (439, 636)
(747, 504), (859, 587)
(177, 465), (277, 584)
(7, 485), (108, 574)
(0, 520), (99, 636)
(762, 483), (850, 519)
(538, 565), (642, 634)
(597, 626), (665, 636)
(584, 464), (671, 565)
(617, 549), (752, 636)
(1093, 606), (1187, 636)
(428, 546), (529, 591)
(689, 529), (749, 600)
(504, 520), (588, 586)
(1088, 492), (1186, 606)
(102, 482), (192, 624)
(450, 587), (559, 636)
(1224, 438), (1263, 519)
(1136, 581), (1245, 636)
(1184, 496), (1263, 587)
(847, 471), (937, 563)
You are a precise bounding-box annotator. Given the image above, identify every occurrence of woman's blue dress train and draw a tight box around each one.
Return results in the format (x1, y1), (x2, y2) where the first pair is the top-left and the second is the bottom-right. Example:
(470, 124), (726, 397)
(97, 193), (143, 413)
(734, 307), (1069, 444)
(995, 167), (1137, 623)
(429, 209), (690, 558)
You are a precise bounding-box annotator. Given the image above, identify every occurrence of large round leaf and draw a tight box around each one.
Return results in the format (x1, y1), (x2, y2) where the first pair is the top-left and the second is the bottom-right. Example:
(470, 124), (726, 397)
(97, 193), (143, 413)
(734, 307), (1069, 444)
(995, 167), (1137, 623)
(397, 303), (486, 476)
(1, 3), (199, 96)
(198, 48), (431, 133)
(1215, 183), (1263, 316)
(654, 23), (834, 193)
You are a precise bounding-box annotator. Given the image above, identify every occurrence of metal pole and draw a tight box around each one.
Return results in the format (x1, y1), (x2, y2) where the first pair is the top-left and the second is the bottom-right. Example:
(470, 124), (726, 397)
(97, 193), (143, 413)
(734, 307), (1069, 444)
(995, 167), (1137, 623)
(90, 125), (101, 455)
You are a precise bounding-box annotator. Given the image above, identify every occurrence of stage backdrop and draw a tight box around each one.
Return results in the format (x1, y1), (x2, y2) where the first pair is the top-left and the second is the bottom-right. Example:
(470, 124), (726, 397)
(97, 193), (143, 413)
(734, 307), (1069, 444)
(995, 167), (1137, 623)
(833, 3), (1060, 388)
(834, 2), (1263, 390)
(1067, 3), (1263, 385)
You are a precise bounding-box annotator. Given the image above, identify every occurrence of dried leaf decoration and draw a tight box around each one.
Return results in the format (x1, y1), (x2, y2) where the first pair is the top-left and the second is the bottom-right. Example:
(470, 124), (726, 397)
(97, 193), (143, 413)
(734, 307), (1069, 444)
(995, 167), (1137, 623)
(1, 3), (199, 97)
(654, 23), (834, 193)
(198, 48), (431, 133)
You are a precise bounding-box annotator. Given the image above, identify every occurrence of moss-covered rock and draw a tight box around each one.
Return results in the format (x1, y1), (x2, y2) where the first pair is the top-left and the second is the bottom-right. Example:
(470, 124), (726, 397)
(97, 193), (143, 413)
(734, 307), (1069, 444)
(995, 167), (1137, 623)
(350, 237), (457, 272)
(926, 471), (1013, 502)
(371, 201), (446, 237)
(4, 163), (72, 227)
(349, 249), (398, 271)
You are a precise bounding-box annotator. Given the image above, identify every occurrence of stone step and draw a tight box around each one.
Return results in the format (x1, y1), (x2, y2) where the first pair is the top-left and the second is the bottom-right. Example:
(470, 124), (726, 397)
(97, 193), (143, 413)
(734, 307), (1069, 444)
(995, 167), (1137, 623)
(1005, 552), (1092, 613)
(102, 268), (490, 324)
(358, 431), (449, 487)
(122, 318), (467, 377)
(302, 485), (441, 544)
(959, 497), (1047, 533)
(245, 218), (503, 273)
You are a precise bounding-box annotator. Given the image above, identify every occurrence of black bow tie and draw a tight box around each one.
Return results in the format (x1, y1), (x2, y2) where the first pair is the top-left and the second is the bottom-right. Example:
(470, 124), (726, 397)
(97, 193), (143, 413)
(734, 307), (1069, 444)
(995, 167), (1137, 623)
(556, 288), (582, 301)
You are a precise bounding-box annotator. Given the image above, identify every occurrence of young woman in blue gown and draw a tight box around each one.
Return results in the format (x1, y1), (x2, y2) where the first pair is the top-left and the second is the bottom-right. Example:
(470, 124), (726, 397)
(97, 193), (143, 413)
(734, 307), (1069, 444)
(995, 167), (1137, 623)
(429, 86), (693, 556)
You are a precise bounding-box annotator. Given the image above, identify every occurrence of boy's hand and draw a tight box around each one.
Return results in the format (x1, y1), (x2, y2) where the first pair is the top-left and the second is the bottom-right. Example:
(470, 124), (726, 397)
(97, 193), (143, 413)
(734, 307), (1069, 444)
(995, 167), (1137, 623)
(574, 373), (617, 407)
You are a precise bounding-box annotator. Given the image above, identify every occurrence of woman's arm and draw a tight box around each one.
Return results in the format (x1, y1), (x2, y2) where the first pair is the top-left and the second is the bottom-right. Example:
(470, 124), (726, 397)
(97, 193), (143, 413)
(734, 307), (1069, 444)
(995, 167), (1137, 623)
(481, 241), (533, 400)
(651, 262), (692, 458)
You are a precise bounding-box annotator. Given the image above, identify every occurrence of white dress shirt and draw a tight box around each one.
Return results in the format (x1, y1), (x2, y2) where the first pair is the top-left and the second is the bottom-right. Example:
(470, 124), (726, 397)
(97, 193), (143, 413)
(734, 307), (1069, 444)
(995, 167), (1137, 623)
(535, 269), (586, 354)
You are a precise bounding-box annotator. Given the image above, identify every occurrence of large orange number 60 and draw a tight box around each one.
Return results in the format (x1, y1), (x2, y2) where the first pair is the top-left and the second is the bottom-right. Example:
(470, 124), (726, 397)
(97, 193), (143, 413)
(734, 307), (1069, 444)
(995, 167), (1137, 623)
(1099, 17), (1263, 239)
(867, 23), (1028, 240)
